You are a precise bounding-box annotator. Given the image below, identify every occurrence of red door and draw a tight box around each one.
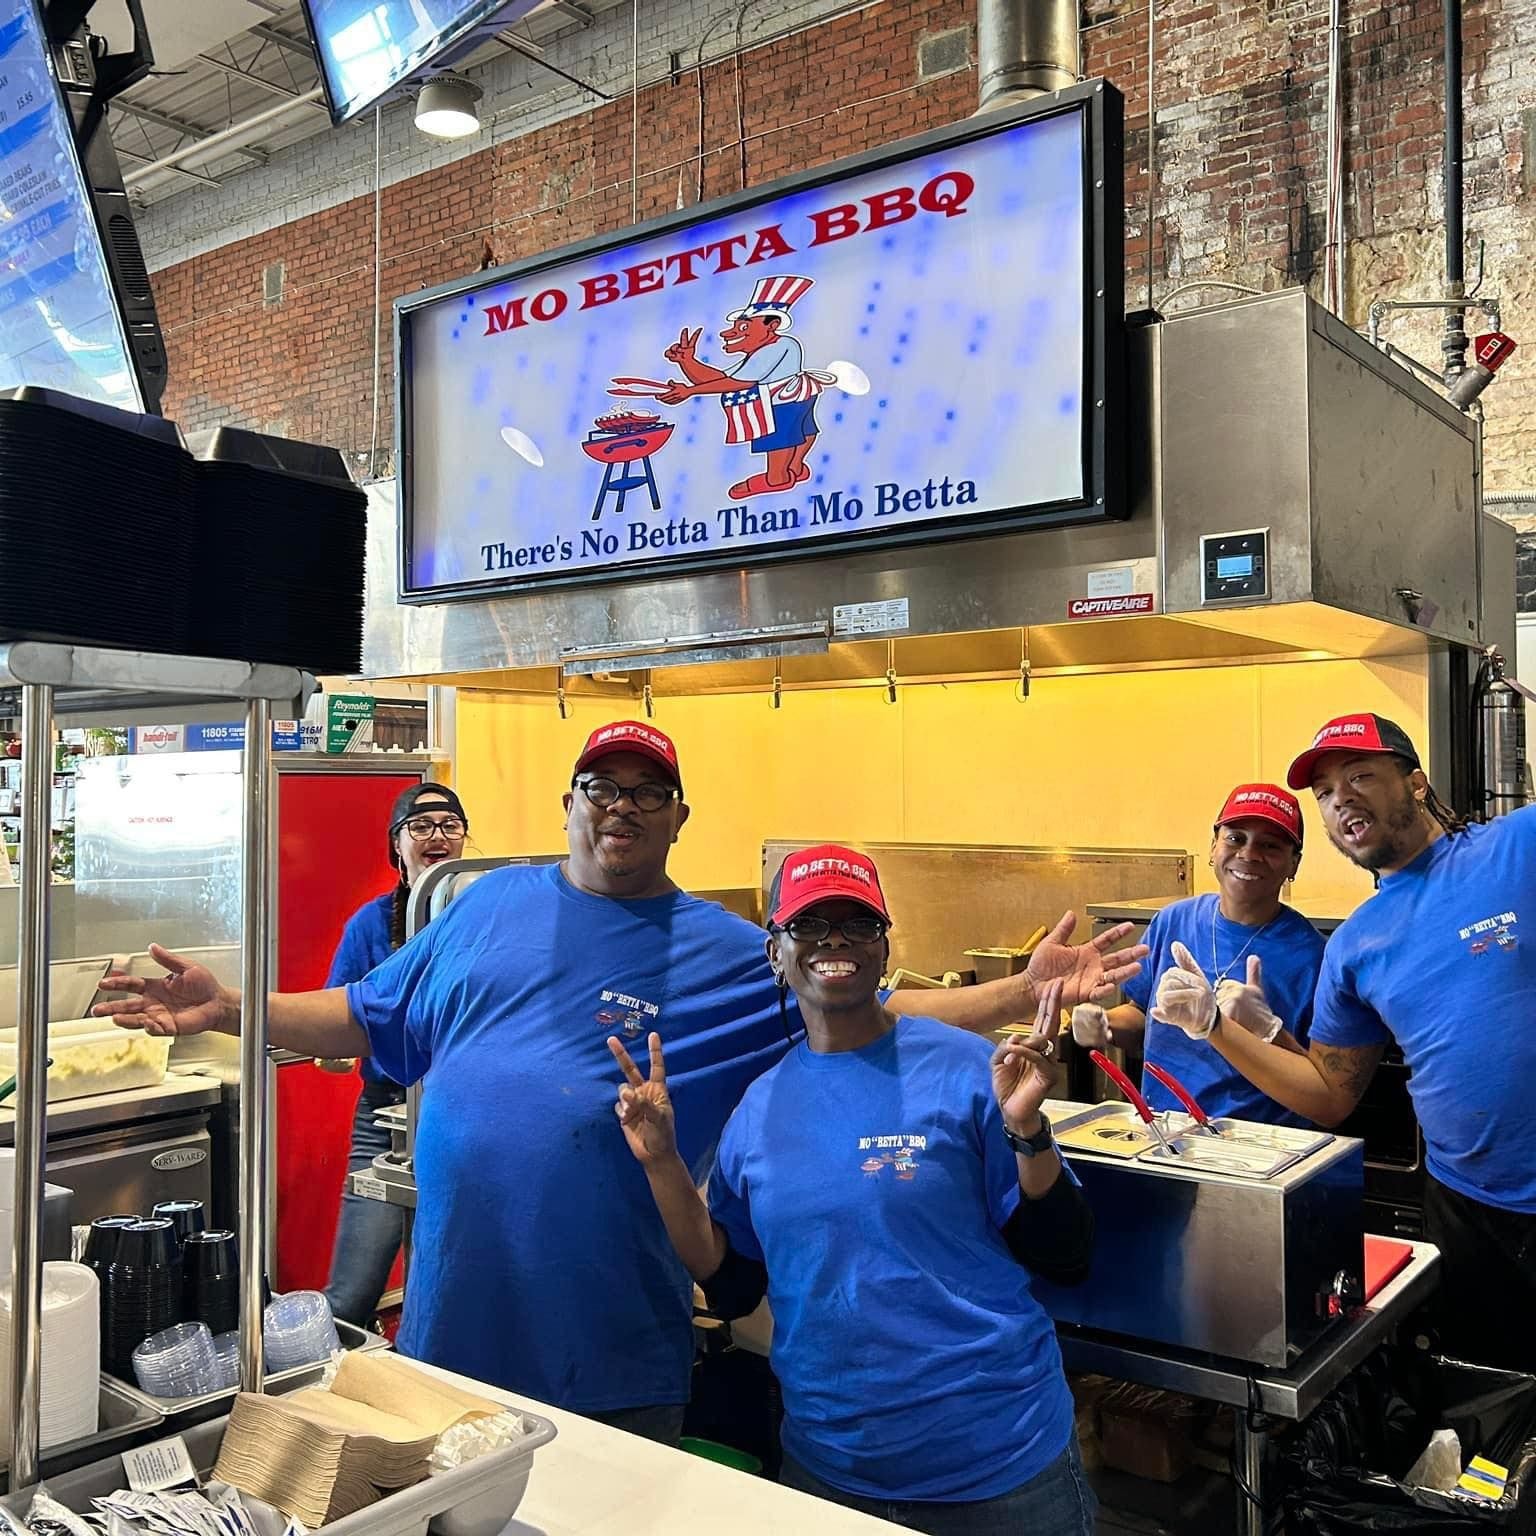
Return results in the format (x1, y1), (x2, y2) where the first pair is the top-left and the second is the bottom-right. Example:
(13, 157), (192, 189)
(274, 769), (421, 1294)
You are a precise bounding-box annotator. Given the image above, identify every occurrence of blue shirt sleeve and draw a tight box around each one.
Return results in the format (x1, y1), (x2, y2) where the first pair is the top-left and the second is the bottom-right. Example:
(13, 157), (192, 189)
(1308, 933), (1390, 1048)
(707, 1111), (763, 1262)
(345, 921), (441, 1086)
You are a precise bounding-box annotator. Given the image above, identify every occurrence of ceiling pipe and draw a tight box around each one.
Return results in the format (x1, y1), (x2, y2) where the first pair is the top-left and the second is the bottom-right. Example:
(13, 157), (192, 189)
(975, 0), (1078, 112)
(122, 87), (323, 187)
(1442, 0), (1467, 382)
(1322, 0), (1345, 315)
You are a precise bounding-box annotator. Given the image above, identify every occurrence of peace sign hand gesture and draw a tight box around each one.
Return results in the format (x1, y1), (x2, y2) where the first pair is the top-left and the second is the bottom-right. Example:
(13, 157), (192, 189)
(608, 1032), (677, 1166)
(991, 978), (1064, 1133)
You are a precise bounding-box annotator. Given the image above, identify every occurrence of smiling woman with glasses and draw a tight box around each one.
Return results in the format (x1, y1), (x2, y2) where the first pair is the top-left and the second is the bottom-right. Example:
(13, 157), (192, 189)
(320, 781), (470, 1329)
(609, 843), (1097, 1536)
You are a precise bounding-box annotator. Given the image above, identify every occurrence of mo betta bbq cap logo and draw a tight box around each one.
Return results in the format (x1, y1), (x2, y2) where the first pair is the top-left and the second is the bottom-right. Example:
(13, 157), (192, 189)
(1286, 714), (1421, 789)
(1216, 784), (1303, 846)
(770, 843), (892, 927)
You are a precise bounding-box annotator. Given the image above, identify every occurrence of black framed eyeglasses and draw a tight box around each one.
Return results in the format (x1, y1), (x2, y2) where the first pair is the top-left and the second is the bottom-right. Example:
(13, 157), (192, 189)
(573, 775), (679, 813)
(401, 815), (466, 842)
(778, 914), (888, 944)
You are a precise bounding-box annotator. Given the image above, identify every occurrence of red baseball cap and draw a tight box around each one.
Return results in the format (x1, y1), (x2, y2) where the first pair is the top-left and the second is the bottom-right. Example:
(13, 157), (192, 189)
(1215, 783), (1304, 847)
(573, 720), (682, 788)
(769, 844), (893, 928)
(1286, 714), (1421, 790)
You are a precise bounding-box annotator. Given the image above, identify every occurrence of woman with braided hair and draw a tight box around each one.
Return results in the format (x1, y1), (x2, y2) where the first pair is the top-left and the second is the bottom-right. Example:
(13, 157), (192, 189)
(322, 783), (468, 1326)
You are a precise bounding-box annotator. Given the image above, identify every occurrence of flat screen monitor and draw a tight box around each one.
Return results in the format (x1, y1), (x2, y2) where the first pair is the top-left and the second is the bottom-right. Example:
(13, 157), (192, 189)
(0, 0), (144, 410)
(396, 84), (1125, 600)
(302, 0), (529, 123)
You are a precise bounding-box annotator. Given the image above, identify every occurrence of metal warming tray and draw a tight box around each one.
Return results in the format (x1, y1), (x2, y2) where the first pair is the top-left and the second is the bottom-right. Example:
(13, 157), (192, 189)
(1035, 1100), (1365, 1367)
(0, 1376), (164, 1491)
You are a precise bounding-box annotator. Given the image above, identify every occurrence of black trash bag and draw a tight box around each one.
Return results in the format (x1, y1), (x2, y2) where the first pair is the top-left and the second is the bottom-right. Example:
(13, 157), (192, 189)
(1284, 1353), (1536, 1535)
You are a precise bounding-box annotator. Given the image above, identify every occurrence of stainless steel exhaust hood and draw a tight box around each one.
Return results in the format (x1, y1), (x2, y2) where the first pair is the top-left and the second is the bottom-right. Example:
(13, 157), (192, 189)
(359, 289), (1485, 691)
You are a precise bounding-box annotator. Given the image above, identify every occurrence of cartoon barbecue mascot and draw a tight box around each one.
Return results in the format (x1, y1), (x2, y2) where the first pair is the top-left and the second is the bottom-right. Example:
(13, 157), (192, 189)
(623, 275), (857, 501)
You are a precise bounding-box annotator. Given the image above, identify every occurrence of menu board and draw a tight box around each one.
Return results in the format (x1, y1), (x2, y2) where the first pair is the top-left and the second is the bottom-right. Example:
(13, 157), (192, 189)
(398, 91), (1121, 600)
(0, 0), (141, 410)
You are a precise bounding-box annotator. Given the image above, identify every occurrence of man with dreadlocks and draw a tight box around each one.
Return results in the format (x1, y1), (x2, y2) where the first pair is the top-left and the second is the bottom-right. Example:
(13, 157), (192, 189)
(1152, 714), (1535, 1371)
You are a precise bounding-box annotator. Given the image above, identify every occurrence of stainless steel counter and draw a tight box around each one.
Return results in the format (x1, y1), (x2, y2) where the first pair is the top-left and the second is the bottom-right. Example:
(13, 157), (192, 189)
(0, 1073), (222, 1142)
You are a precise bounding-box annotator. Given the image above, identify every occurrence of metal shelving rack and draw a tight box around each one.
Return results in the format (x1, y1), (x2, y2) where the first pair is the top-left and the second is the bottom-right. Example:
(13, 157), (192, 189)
(0, 642), (316, 1492)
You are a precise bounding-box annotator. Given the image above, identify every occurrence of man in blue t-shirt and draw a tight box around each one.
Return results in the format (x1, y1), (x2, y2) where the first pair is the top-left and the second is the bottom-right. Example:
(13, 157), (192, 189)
(1071, 783), (1326, 1126)
(93, 719), (1149, 1436)
(1150, 713), (1536, 1370)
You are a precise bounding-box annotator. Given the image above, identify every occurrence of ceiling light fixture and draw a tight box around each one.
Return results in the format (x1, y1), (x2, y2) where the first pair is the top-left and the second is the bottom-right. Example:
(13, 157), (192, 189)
(414, 74), (483, 139)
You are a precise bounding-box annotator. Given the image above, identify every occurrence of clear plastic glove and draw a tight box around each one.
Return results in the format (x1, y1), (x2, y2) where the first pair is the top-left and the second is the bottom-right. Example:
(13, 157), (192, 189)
(1214, 955), (1284, 1043)
(1070, 1004), (1113, 1049)
(1149, 941), (1217, 1040)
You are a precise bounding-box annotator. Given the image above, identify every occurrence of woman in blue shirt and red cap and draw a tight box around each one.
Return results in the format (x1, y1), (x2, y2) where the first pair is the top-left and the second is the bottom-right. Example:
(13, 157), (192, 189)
(608, 844), (1096, 1535)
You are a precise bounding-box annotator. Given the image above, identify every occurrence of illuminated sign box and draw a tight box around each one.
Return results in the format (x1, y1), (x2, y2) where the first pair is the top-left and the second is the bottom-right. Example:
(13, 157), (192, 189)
(396, 83), (1123, 602)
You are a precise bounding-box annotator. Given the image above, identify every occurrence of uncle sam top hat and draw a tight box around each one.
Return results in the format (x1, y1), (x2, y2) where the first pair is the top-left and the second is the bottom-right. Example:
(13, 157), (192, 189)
(727, 274), (815, 331)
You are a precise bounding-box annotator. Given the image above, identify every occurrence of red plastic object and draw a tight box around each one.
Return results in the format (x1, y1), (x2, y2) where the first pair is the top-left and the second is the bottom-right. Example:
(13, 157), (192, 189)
(1088, 1050), (1156, 1122)
(1363, 1235), (1414, 1301)
(273, 769), (421, 1294)
(1474, 331), (1517, 372)
(1144, 1061), (1215, 1129)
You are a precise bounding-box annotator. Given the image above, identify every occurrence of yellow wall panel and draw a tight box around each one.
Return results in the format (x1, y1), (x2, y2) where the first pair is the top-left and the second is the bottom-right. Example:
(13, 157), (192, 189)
(453, 650), (1432, 918)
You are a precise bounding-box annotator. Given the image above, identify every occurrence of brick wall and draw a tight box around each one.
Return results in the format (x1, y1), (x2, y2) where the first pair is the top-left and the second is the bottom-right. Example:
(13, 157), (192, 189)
(146, 0), (1536, 492)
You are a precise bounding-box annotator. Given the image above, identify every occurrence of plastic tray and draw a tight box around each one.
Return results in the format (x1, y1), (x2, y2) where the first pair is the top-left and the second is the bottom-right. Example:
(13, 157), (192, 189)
(0, 1400), (558, 1536)
(0, 1375), (164, 1490)
(108, 1318), (389, 1426)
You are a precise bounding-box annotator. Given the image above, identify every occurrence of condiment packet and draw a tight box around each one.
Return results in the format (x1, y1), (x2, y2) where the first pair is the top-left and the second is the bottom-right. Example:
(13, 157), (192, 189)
(25, 1490), (99, 1536)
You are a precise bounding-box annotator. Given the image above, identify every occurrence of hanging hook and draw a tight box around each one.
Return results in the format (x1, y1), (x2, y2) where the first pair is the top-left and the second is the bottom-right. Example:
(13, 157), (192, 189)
(556, 668), (570, 720)
(1017, 628), (1032, 702)
(643, 670), (655, 719)
(772, 657), (783, 710)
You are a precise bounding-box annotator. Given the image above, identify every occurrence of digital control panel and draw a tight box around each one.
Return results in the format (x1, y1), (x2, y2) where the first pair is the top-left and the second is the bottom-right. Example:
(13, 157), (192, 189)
(1200, 528), (1270, 604)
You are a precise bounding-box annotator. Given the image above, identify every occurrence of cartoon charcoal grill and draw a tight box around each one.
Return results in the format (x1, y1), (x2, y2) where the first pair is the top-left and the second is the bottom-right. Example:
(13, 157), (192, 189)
(581, 408), (675, 521)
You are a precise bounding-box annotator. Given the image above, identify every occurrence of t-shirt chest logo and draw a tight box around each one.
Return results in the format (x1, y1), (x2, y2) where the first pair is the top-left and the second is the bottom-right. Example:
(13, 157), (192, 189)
(594, 987), (661, 1037)
(1459, 909), (1519, 956)
(858, 1132), (928, 1182)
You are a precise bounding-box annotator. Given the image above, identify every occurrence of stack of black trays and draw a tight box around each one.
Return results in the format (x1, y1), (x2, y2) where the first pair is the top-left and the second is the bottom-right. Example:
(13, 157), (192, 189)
(186, 426), (367, 675)
(0, 388), (194, 654)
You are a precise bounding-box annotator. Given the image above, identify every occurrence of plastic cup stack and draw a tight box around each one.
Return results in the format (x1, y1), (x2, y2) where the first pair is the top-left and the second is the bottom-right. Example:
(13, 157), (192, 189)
(212, 1329), (240, 1390)
(262, 1290), (340, 1371)
(181, 1228), (239, 1335)
(103, 1218), (180, 1378)
(131, 1320), (221, 1400)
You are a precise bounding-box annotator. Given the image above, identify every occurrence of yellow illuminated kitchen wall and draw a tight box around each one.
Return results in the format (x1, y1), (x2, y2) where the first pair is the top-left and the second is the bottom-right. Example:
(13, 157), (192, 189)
(454, 652), (1429, 916)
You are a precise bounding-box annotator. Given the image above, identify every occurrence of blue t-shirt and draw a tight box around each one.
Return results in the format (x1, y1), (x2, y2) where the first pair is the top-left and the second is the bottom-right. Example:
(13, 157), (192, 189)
(708, 1016), (1074, 1502)
(346, 863), (793, 1411)
(1310, 811), (1536, 1214)
(1123, 895), (1326, 1126)
(326, 892), (398, 1086)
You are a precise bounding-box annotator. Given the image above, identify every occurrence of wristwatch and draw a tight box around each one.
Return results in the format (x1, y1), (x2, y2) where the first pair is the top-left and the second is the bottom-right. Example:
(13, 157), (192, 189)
(1003, 1112), (1054, 1157)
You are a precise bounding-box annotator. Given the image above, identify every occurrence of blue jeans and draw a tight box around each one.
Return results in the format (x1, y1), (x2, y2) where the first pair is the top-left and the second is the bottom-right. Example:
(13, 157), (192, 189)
(324, 1082), (405, 1327)
(780, 1436), (1096, 1536)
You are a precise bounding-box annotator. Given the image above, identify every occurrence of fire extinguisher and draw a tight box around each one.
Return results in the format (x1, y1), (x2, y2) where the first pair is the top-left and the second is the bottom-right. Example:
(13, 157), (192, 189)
(1477, 648), (1535, 818)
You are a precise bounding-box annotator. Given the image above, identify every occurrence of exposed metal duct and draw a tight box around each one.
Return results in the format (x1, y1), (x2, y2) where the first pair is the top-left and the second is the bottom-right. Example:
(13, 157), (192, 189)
(976, 0), (1078, 112)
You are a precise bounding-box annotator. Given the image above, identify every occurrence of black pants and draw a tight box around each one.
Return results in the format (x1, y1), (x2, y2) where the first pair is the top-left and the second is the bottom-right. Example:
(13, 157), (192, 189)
(1423, 1175), (1536, 1372)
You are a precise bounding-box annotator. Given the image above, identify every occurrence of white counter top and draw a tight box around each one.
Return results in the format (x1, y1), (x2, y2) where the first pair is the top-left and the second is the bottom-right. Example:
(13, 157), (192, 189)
(415, 1362), (903, 1534)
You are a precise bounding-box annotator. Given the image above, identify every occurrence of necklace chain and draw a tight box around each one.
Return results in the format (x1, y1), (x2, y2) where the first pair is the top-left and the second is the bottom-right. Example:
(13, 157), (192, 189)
(1211, 902), (1277, 988)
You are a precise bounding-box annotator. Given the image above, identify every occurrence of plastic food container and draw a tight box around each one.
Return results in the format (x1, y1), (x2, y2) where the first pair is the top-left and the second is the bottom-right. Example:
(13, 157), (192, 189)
(0, 1400), (557, 1536)
(0, 1030), (170, 1102)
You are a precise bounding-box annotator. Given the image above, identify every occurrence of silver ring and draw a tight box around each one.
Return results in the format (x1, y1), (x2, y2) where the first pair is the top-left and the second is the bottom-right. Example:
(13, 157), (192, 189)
(1040, 1038), (1056, 1060)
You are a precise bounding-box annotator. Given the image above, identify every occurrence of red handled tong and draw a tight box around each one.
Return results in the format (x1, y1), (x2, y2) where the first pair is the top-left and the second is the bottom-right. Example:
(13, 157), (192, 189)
(1144, 1063), (1223, 1136)
(1088, 1051), (1182, 1156)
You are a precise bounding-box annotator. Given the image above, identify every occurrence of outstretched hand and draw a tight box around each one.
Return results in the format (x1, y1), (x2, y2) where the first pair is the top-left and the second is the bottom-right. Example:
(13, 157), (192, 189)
(91, 944), (229, 1038)
(1028, 912), (1150, 1007)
